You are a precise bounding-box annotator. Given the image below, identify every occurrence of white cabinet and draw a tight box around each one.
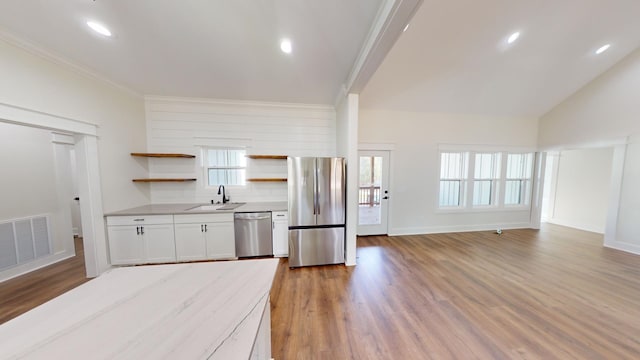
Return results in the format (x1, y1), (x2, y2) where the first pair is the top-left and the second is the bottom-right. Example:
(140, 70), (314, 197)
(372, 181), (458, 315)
(174, 213), (236, 261)
(107, 215), (176, 265)
(272, 211), (288, 257)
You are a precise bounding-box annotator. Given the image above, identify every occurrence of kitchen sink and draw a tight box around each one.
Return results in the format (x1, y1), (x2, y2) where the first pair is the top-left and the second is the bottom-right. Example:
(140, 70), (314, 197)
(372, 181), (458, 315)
(187, 203), (245, 212)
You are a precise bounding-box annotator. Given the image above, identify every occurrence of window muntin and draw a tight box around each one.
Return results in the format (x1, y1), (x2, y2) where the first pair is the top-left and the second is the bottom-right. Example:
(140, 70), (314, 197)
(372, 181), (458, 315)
(439, 152), (468, 207)
(504, 153), (533, 206)
(472, 153), (501, 206)
(437, 149), (534, 210)
(205, 148), (246, 186)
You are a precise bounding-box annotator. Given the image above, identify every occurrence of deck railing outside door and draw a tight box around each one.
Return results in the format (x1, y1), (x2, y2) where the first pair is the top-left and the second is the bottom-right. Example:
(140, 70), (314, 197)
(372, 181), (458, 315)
(359, 186), (381, 206)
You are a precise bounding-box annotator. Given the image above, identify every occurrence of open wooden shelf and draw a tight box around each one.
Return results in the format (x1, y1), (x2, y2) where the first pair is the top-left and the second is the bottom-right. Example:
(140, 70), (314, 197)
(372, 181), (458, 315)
(247, 178), (287, 182)
(132, 178), (197, 183)
(131, 153), (195, 158)
(246, 155), (287, 160)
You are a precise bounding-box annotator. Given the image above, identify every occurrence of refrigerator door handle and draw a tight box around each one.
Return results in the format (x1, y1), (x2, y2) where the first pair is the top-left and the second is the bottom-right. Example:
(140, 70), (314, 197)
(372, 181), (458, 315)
(315, 160), (320, 215)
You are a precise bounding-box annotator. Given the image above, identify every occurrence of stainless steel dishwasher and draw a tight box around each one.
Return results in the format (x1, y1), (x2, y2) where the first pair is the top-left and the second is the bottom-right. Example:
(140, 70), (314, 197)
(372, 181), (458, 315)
(234, 212), (273, 257)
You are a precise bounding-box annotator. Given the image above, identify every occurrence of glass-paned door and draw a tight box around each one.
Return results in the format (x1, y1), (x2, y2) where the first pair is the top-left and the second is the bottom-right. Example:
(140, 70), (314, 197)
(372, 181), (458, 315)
(358, 150), (390, 235)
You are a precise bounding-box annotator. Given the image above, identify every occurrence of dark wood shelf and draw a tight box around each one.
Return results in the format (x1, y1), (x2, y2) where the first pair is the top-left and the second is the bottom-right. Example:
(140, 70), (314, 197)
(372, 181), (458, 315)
(132, 178), (197, 183)
(247, 178), (287, 182)
(131, 153), (195, 158)
(246, 155), (287, 160)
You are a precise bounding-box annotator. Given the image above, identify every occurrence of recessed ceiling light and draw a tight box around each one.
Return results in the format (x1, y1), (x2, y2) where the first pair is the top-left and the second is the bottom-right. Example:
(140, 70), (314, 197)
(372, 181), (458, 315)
(403, 24), (410, 32)
(87, 21), (111, 37)
(507, 31), (520, 44)
(595, 44), (610, 55)
(280, 39), (292, 54)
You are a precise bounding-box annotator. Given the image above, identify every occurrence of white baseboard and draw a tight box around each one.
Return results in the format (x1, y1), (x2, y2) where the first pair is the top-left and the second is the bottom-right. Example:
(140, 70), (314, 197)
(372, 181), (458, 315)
(388, 222), (532, 236)
(0, 250), (76, 283)
(603, 240), (640, 256)
(544, 218), (604, 234)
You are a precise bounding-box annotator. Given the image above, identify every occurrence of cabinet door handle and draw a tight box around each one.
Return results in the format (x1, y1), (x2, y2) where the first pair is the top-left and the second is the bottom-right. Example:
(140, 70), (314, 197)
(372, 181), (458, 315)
(201, 224), (204, 232)
(136, 226), (140, 235)
(134, 218), (144, 222)
(204, 224), (208, 232)
(140, 226), (144, 235)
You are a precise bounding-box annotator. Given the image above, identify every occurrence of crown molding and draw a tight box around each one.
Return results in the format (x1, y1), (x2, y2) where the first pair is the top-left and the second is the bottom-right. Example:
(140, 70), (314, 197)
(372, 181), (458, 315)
(144, 95), (336, 112)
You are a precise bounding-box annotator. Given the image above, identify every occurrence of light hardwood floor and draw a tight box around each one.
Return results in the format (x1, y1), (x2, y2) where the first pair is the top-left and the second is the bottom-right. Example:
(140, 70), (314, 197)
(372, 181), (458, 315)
(1, 226), (639, 359)
(270, 225), (640, 359)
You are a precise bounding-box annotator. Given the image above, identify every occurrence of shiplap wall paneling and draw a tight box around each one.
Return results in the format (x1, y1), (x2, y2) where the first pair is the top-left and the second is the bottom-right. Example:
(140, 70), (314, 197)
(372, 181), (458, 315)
(145, 98), (337, 204)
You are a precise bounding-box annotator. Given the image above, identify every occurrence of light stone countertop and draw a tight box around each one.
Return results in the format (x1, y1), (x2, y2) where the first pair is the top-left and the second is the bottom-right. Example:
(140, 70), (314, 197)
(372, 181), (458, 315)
(104, 201), (288, 216)
(0, 259), (280, 359)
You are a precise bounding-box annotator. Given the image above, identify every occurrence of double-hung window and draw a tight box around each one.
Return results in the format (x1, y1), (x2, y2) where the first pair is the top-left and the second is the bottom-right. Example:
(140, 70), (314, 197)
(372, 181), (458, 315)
(439, 152), (469, 208)
(504, 153), (533, 206)
(438, 149), (534, 210)
(205, 148), (246, 186)
(472, 153), (501, 207)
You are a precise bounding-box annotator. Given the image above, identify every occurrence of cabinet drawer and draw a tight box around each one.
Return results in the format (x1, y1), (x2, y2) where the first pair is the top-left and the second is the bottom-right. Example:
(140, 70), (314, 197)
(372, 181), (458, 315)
(272, 211), (288, 221)
(106, 215), (174, 226)
(174, 213), (234, 224)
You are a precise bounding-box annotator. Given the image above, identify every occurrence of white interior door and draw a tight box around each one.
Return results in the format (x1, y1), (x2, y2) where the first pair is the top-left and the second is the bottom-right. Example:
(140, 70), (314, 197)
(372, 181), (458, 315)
(357, 150), (390, 235)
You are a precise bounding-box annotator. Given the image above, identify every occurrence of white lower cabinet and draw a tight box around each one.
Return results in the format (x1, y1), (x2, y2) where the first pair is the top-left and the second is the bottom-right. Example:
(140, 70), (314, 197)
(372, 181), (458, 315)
(174, 213), (236, 261)
(272, 211), (288, 257)
(107, 215), (176, 265)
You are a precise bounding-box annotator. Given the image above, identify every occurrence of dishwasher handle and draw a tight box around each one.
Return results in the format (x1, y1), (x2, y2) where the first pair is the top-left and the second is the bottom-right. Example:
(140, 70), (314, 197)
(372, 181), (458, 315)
(234, 212), (272, 221)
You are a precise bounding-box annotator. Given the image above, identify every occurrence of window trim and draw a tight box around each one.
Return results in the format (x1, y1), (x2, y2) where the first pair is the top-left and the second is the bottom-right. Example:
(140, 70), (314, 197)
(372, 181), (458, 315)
(438, 151), (469, 209)
(471, 152), (502, 208)
(437, 147), (535, 211)
(503, 152), (534, 208)
(201, 147), (247, 188)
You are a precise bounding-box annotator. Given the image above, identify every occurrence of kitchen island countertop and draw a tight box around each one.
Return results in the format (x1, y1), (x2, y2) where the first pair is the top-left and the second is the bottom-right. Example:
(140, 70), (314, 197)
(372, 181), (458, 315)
(0, 259), (279, 359)
(104, 201), (287, 216)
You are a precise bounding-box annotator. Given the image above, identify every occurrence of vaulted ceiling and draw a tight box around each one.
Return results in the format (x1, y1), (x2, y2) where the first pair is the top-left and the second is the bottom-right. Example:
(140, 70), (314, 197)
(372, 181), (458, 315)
(1, 0), (639, 118)
(360, 0), (640, 117)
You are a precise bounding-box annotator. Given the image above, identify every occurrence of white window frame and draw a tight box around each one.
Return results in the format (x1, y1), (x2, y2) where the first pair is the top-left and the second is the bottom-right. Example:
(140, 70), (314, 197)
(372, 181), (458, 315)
(503, 152), (534, 208)
(471, 152), (502, 208)
(437, 147), (535, 212)
(202, 147), (247, 188)
(438, 151), (469, 209)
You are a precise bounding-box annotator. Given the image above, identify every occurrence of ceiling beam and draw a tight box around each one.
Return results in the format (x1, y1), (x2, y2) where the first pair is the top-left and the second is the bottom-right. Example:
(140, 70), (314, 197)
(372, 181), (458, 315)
(338, 0), (423, 103)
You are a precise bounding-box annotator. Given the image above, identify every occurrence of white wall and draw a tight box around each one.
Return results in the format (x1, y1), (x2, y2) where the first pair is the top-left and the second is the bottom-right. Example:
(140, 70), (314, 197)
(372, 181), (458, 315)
(546, 148), (613, 233)
(145, 97), (337, 204)
(539, 48), (640, 148)
(0, 123), (75, 280)
(0, 39), (149, 213)
(539, 47), (640, 255)
(358, 109), (539, 234)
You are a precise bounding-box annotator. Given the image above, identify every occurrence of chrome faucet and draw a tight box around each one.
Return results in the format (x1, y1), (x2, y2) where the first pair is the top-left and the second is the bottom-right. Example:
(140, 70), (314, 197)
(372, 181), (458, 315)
(217, 185), (229, 204)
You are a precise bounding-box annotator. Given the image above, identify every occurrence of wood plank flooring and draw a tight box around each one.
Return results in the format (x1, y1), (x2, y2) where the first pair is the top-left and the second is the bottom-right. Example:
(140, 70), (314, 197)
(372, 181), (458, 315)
(1, 225), (639, 359)
(0, 237), (89, 324)
(270, 224), (640, 359)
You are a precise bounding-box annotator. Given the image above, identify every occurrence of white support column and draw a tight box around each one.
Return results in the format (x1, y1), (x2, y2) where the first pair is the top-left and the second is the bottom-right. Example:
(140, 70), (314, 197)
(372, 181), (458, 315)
(529, 152), (547, 229)
(344, 94), (359, 266)
(75, 134), (110, 277)
(604, 143), (627, 248)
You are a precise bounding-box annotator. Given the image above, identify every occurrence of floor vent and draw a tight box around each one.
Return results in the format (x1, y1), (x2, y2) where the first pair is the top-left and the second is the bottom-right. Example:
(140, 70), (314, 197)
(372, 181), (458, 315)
(0, 216), (51, 271)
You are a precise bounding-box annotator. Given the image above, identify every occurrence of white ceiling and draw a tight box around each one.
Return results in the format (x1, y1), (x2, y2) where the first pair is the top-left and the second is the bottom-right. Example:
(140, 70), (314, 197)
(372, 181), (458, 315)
(1, 1), (639, 118)
(360, 0), (640, 118)
(0, 0), (385, 104)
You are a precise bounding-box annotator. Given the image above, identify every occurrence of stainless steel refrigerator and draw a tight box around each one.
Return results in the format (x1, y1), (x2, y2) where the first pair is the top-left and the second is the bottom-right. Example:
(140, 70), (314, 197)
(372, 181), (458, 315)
(288, 157), (345, 267)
